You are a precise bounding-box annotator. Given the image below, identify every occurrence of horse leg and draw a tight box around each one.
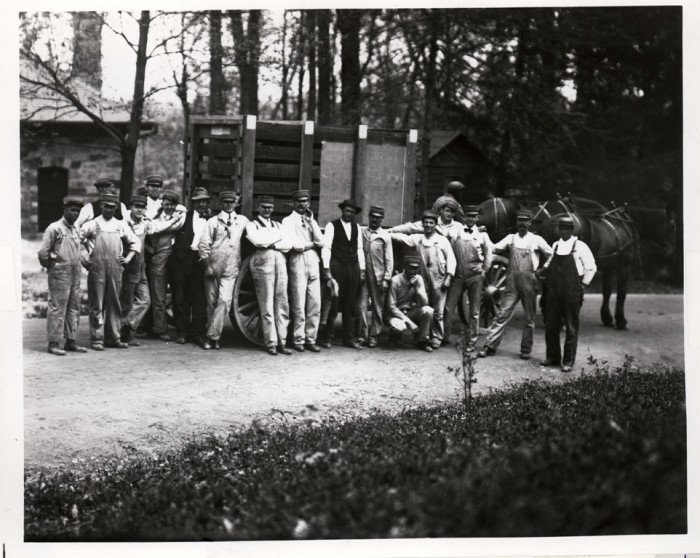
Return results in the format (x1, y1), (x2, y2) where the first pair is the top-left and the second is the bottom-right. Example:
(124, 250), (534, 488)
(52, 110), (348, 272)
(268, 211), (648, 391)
(600, 268), (614, 327)
(615, 263), (630, 330)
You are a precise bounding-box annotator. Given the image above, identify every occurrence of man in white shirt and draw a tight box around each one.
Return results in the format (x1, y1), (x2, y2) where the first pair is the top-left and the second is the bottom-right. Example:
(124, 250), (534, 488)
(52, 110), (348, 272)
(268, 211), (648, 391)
(75, 178), (128, 228)
(389, 199), (462, 241)
(536, 215), (597, 372)
(168, 187), (212, 346)
(246, 196), (294, 355)
(281, 190), (326, 352)
(477, 209), (553, 360)
(320, 199), (366, 350)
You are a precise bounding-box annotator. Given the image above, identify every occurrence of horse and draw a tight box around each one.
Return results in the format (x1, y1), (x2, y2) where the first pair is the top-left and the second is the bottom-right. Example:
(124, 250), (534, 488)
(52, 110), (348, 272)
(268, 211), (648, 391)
(530, 195), (639, 330)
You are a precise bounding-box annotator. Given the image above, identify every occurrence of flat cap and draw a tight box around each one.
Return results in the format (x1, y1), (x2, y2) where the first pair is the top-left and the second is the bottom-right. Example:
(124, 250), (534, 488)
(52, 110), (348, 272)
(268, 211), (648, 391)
(257, 195), (275, 205)
(404, 255), (421, 267)
(421, 210), (438, 222)
(130, 194), (147, 206)
(100, 192), (119, 205)
(94, 178), (115, 189)
(338, 199), (362, 213)
(161, 190), (180, 204)
(558, 215), (575, 227)
(62, 195), (83, 207)
(190, 187), (212, 201)
(439, 198), (460, 212)
(368, 205), (385, 216)
(145, 174), (164, 185)
(219, 191), (238, 202)
(516, 209), (534, 219)
(463, 205), (481, 215)
(292, 190), (310, 200)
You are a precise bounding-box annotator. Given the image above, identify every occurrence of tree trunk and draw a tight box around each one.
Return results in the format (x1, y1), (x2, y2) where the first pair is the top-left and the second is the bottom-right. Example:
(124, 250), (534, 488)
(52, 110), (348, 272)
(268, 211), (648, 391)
(337, 9), (362, 125)
(417, 11), (439, 214)
(209, 10), (225, 115)
(229, 10), (261, 116)
(306, 10), (317, 122)
(296, 11), (305, 120)
(122, 10), (150, 203)
(317, 9), (332, 124)
(281, 11), (289, 120)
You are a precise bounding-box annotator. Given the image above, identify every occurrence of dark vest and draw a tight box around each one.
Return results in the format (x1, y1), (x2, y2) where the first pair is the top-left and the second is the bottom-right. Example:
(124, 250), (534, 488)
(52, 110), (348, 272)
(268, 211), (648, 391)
(91, 200), (123, 221)
(331, 219), (359, 264)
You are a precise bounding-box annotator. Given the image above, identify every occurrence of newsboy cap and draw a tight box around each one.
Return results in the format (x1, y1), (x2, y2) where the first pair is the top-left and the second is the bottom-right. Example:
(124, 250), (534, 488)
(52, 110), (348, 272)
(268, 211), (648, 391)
(94, 178), (115, 189)
(63, 195), (83, 207)
(421, 210), (438, 222)
(161, 190), (180, 204)
(190, 187), (212, 201)
(100, 192), (119, 205)
(463, 205), (481, 215)
(145, 175), (164, 186)
(368, 205), (386, 216)
(338, 199), (362, 213)
(558, 215), (575, 227)
(404, 256), (421, 267)
(439, 199), (460, 212)
(292, 189), (310, 201)
(219, 191), (238, 202)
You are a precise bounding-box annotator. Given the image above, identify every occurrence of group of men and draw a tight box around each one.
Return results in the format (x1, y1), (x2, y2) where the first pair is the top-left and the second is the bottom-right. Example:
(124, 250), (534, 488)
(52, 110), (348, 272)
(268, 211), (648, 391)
(38, 178), (596, 372)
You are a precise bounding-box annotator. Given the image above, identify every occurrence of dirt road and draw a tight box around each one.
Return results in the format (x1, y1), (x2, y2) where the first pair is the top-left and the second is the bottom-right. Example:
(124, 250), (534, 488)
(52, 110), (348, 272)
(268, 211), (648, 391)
(23, 294), (684, 470)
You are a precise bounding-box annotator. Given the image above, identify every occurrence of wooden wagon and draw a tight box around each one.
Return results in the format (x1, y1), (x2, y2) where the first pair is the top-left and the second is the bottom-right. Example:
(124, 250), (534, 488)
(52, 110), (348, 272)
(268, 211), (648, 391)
(184, 116), (419, 346)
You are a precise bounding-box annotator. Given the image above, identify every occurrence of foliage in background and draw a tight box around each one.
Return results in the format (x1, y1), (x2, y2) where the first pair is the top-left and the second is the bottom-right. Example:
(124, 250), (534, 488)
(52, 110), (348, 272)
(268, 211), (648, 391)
(25, 364), (686, 541)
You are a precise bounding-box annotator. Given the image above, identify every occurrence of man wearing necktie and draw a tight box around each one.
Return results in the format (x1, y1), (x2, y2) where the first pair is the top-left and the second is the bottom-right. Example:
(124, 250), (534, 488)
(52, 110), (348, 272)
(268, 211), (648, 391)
(169, 187), (212, 346)
(444, 205), (493, 351)
(198, 190), (249, 350)
(245, 196), (293, 355)
(281, 190), (325, 352)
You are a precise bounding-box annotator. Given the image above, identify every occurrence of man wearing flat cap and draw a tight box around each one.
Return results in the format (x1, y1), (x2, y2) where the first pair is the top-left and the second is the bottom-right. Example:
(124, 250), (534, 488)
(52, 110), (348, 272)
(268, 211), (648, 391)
(144, 175), (164, 220)
(432, 180), (466, 223)
(281, 190), (326, 352)
(357, 205), (394, 348)
(144, 189), (186, 341)
(198, 190), (249, 350)
(76, 178), (127, 228)
(444, 204), (493, 351)
(246, 196), (294, 355)
(390, 209), (456, 349)
(536, 215), (596, 372)
(168, 187), (212, 346)
(80, 192), (141, 350)
(38, 195), (88, 355)
(320, 199), (366, 350)
(386, 255), (434, 352)
(477, 209), (552, 361)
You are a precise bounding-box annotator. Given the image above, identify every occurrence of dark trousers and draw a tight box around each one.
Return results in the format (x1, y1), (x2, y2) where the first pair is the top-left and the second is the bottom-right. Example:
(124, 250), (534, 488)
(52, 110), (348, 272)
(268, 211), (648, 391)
(325, 258), (360, 344)
(169, 250), (207, 341)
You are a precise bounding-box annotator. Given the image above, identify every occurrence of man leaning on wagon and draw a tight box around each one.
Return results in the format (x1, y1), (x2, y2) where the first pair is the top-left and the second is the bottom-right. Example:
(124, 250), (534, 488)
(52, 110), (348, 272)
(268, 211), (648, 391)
(246, 196), (294, 356)
(357, 205), (393, 348)
(38, 195), (88, 356)
(477, 209), (552, 361)
(198, 190), (249, 350)
(281, 189), (325, 352)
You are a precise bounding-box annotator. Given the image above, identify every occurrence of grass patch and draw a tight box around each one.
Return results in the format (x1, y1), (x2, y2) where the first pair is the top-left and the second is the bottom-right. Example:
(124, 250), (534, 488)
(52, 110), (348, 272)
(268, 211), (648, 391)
(25, 364), (686, 541)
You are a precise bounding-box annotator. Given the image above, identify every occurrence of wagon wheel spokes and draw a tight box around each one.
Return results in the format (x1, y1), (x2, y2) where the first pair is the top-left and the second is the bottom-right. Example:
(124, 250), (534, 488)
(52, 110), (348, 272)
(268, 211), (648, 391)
(231, 255), (267, 347)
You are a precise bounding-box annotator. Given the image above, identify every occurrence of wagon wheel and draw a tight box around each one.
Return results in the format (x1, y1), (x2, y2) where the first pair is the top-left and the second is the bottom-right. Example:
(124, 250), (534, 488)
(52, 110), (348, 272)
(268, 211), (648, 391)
(230, 255), (266, 347)
(475, 255), (509, 332)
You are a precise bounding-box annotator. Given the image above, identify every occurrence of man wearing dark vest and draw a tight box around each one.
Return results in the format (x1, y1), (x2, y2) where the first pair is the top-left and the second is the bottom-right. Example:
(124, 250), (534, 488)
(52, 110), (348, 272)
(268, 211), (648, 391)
(76, 178), (127, 228)
(320, 199), (366, 350)
(536, 215), (596, 372)
(168, 187), (211, 346)
(477, 209), (552, 360)
(245, 196), (293, 355)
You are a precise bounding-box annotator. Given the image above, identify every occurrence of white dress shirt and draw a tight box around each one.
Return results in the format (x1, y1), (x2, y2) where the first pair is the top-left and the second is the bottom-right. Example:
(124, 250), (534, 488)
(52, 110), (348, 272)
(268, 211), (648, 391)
(321, 220), (365, 270)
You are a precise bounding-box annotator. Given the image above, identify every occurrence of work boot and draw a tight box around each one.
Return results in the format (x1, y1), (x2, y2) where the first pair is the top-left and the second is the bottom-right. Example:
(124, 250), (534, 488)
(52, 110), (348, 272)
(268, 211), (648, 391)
(367, 338), (378, 349)
(278, 345), (292, 355)
(477, 346), (496, 358)
(158, 332), (171, 342)
(267, 346), (278, 356)
(417, 341), (433, 353)
(64, 340), (87, 353)
(91, 342), (104, 351)
(120, 326), (140, 347)
(304, 343), (321, 353)
(48, 342), (66, 356)
(106, 341), (129, 349)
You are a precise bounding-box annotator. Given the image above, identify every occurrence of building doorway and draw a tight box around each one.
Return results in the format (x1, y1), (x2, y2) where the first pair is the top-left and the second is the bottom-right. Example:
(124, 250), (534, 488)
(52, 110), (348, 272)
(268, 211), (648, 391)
(38, 167), (68, 232)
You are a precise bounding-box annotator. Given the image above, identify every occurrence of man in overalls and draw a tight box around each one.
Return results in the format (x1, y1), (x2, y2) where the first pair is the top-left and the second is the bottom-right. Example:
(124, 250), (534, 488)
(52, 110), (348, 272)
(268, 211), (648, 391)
(390, 210), (456, 350)
(281, 189), (325, 352)
(198, 190), (249, 350)
(80, 192), (141, 350)
(245, 196), (293, 355)
(357, 205), (394, 348)
(443, 205), (493, 351)
(38, 195), (87, 356)
(321, 199), (366, 350)
(477, 209), (552, 360)
(75, 178), (127, 228)
(537, 215), (597, 372)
